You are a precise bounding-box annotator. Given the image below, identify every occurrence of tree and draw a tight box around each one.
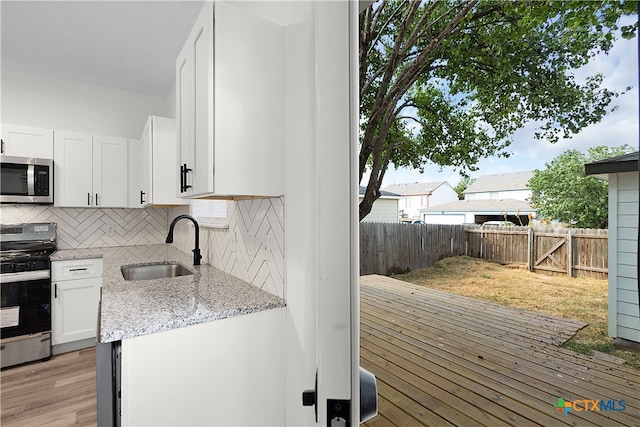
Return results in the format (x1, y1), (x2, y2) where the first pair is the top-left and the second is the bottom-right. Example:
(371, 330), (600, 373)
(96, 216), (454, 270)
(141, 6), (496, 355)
(454, 176), (475, 200)
(527, 145), (634, 228)
(358, 0), (637, 221)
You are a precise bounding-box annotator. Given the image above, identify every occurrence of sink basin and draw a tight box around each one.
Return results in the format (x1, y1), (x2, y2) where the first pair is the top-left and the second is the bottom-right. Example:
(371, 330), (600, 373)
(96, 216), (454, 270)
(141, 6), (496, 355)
(121, 262), (193, 281)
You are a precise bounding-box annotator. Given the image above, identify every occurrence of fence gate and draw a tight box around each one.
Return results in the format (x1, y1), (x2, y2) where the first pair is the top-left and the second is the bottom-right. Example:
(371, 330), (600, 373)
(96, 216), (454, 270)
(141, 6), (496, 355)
(531, 231), (569, 276)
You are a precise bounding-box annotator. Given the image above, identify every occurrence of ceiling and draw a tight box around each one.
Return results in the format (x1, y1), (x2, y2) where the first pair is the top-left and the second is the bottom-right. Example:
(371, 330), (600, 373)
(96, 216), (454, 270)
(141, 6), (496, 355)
(1, 1), (205, 98)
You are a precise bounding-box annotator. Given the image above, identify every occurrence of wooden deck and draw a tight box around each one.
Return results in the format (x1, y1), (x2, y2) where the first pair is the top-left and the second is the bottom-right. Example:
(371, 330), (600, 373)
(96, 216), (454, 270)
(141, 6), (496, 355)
(360, 275), (639, 427)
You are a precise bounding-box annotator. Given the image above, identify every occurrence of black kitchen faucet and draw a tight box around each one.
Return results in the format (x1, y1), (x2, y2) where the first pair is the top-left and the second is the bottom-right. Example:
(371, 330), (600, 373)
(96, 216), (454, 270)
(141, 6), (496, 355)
(166, 215), (202, 266)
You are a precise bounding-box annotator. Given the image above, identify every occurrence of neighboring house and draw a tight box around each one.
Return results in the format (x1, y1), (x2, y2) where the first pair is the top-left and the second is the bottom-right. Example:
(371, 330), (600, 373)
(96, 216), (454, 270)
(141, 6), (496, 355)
(383, 181), (458, 221)
(420, 198), (535, 225)
(586, 152), (639, 344)
(463, 170), (533, 201)
(359, 186), (402, 223)
(420, 171), (535, 224)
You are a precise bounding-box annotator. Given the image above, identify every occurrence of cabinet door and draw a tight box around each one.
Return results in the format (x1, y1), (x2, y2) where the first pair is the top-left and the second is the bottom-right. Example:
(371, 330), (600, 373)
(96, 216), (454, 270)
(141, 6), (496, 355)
(54, 131), (93, 207)
(51, 277), (102, 345)
(190, 2), (214, 196)
(151, 117), (184, 204)
(127, 139), (145, 207)
(1, 124), (54, 158)
(139, 119), (153, 206)
(176, 2), (213, 197)
(93, 136), (128, 207)
(176, 37), (193, 197)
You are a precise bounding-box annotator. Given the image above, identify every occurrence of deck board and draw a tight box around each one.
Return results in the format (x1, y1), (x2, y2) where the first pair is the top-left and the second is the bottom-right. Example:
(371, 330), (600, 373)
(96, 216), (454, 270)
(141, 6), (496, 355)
(361, 275), (640, 427)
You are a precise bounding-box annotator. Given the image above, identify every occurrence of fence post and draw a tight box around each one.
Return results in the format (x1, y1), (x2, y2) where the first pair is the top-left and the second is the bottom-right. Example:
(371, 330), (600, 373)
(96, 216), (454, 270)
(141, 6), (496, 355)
(527, 227), (533, 271)
(567, 228), (573, 277)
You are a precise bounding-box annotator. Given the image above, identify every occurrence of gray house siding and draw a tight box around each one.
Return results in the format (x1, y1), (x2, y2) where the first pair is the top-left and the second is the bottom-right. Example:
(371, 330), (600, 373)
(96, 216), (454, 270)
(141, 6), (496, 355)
(608, 171), (639, 342)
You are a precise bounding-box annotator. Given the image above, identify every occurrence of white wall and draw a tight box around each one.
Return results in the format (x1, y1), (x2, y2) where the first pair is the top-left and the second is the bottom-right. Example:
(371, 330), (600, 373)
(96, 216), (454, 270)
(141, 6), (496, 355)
(429, 184), (459, 207)
(467, 189), (531, 201)
(608, 171), (639, 342)
(399, 195), (425, 219)
(423, 214), (466, 225)
(1, 68), (169, 138)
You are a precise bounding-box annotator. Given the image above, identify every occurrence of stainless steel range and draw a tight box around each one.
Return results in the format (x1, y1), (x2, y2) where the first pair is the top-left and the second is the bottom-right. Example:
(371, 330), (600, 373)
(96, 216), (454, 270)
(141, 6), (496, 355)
(0, 223), (57, 368)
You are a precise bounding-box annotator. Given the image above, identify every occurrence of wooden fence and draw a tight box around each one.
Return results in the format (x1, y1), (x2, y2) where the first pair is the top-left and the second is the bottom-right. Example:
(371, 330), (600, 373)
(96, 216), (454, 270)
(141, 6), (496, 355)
(360, 223), (466, 275)
(360, 223), (608, 279)
(465, 225), (608, 279)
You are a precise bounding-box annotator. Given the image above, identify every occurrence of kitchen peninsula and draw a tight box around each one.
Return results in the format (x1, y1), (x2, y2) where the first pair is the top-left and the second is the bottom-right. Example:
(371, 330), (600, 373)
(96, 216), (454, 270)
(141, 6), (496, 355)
(51, 244), (285, 342)
(51, 245), (286, 426)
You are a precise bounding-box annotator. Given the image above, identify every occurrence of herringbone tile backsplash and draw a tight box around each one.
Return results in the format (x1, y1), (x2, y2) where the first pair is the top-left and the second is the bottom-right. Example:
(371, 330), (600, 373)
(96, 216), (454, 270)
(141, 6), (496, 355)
(0, 205), (170, 248)
(171, 198), (284, 298)
(1, 199), (285, 299)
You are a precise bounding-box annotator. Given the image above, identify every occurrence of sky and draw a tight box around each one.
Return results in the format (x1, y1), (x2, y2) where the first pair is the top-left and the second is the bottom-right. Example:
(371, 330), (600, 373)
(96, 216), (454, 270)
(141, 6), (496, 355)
(374, 17), (639, 190)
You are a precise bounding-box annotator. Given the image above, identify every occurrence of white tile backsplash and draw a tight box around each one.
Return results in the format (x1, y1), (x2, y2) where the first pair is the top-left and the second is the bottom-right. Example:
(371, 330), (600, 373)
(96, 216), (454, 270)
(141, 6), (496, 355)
(1, 198), (285, 298)
(0, 205), (170, 249)
(171, 198), (285, 299)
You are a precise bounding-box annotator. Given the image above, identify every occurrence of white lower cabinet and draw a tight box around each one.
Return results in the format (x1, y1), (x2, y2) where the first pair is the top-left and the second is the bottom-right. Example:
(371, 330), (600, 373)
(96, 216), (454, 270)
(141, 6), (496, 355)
(51, 258), (103, 352)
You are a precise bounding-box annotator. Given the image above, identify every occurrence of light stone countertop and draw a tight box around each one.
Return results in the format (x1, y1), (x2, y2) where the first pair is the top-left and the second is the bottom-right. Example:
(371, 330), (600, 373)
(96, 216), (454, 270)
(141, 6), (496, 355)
(51, 245), (286, 343)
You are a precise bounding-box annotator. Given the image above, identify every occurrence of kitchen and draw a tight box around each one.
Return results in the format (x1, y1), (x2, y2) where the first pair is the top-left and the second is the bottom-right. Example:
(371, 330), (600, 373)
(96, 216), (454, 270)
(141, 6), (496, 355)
(0, 1), (376, 426)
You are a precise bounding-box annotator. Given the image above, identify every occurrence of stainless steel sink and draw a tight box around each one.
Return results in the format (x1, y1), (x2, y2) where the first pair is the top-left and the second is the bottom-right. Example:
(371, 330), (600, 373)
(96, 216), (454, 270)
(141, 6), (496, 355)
(121, 262), (193, 281)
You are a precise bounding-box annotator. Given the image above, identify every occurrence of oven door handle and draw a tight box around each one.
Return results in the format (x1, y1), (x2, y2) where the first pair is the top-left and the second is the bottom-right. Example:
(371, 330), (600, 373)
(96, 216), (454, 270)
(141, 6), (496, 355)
(0, 270), (50, 283)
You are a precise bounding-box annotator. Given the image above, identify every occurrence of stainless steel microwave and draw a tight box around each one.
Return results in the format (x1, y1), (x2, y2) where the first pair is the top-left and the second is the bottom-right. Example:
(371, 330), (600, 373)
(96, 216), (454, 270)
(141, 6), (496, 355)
(0, 156), (53, 204)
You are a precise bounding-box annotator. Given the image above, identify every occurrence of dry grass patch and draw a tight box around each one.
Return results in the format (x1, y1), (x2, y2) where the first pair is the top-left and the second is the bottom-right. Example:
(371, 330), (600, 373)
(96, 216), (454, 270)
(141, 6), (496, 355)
(393, 255), (639, 369)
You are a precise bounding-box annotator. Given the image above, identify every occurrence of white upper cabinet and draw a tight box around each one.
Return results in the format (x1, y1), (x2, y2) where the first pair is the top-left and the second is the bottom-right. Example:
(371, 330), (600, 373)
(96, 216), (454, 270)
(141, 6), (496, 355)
(54, 131), (128, 208)
(93, 135), (129, 207)
(127, 139), (144, 207)
(176, 1), (283, 198)
(1, 124), (54, 158)
(133, 116), (185, 207)
(54, 131), (93, 207)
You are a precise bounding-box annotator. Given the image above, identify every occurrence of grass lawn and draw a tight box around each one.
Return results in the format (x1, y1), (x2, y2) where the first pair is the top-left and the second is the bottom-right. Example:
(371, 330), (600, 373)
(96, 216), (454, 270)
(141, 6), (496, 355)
(393, 255), (639, 369)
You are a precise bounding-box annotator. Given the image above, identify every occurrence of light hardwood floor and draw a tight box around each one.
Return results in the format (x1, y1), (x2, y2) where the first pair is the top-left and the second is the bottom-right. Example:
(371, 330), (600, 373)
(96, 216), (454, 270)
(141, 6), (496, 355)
(1, 347), (97, 426)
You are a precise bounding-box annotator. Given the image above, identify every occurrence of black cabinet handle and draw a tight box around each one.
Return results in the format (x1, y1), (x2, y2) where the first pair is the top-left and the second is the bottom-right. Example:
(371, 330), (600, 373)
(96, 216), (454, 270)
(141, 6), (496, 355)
(95, 193), (99, 206)
(180, 164), (192, 192)
(183, 164), (192, 191)
(87, 193), (91, 206)
(1, 138), (4, 154)
(54, 283), (58, 299)
(180, 165), (185, 193)
(140, 190), (146, 204)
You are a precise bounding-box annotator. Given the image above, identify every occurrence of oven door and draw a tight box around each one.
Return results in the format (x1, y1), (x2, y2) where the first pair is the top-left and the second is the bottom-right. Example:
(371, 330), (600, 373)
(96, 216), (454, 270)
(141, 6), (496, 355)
(0, 270), (52, 339)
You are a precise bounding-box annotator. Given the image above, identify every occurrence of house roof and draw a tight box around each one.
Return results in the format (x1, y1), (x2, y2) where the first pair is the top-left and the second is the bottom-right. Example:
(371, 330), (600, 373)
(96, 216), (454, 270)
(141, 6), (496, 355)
(421, 198), (535, 213)
(464, 171), (533, 194)
(358, 186), (402, 198)
(382, 181), (448, 196)
(585, 151), (639, 176)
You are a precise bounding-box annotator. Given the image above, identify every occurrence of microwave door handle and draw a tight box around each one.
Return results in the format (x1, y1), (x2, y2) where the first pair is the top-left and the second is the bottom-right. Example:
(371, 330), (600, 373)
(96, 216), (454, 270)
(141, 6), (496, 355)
(27, 164), (35, 196)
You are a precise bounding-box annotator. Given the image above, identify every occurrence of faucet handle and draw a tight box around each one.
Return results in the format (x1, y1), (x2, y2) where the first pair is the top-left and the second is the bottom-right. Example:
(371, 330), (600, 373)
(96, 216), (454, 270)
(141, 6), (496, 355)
(193, 248), (202, 266)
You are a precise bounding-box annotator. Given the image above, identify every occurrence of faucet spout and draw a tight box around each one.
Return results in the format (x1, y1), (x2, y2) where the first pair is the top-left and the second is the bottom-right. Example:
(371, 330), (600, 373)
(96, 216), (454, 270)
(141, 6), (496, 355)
(166, 215), (202, 266)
